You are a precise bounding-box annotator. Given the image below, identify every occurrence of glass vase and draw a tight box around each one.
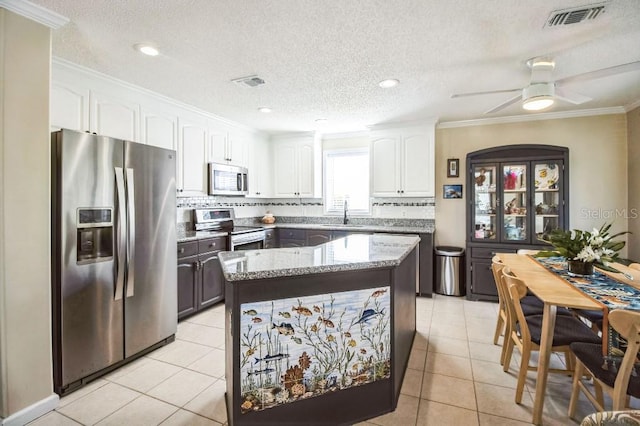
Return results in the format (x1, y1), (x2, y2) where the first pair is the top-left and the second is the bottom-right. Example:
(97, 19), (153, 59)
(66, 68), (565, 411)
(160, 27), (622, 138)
(567, 260), (594, 277)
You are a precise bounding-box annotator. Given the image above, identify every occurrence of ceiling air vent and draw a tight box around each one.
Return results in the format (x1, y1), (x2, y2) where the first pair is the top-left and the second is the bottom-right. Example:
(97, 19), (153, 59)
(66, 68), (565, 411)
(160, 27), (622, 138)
(231, 75), (265, 88)
(546, 3), (607, 27)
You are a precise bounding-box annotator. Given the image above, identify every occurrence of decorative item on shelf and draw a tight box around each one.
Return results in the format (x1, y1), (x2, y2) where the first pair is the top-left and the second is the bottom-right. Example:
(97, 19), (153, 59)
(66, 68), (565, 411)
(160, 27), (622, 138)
(504, 169), (518, 190)
(262, 211), (276, 224)
(535, 222), (630, 277)
(475, 168), (486, 186)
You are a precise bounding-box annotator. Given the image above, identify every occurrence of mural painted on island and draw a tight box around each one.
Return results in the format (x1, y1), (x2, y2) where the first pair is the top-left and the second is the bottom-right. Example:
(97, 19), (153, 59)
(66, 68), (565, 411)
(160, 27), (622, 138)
(239, 286), (391, 413)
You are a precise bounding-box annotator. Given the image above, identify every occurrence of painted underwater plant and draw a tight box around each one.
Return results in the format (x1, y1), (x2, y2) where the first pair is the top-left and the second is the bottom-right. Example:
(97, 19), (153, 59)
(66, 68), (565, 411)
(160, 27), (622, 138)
(239, 286), (391, 413)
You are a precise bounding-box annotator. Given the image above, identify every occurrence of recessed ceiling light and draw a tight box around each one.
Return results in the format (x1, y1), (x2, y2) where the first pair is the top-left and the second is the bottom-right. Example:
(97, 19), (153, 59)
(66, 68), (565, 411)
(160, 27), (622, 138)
(134, 43), (159, 57)
(378, 79), (399, 88)
(258, 107), (272, 113)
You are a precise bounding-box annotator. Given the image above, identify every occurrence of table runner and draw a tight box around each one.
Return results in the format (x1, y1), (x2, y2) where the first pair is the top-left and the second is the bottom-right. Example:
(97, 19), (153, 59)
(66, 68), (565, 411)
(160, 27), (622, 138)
(532, 256), (640, 363)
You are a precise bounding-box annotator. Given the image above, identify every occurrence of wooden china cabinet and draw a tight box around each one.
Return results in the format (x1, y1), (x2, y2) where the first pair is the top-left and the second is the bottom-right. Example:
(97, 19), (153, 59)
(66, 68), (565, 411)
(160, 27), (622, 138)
(465, 145), (569, 301)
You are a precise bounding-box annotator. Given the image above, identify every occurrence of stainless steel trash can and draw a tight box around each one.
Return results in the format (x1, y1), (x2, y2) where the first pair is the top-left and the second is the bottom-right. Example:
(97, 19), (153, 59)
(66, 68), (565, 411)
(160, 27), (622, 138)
(435, 246), (465, 296)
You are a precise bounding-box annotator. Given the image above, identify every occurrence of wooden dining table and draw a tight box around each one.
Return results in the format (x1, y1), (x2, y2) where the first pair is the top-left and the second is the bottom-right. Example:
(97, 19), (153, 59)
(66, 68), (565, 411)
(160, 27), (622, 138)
(495, 253), (640, 425)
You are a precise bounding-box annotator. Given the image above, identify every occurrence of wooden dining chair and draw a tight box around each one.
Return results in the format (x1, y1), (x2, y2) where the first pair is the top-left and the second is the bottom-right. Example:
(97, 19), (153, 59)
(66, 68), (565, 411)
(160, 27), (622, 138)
(503, 272), (602, 403)
(491, 257), (571, 366)
(568, 310), (640, 418)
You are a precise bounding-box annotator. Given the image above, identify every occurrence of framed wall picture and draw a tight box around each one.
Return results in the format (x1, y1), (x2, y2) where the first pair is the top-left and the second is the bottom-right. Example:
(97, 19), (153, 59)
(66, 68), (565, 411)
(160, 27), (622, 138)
(443, 184), (463, 199)
(447, 158), (459, 178)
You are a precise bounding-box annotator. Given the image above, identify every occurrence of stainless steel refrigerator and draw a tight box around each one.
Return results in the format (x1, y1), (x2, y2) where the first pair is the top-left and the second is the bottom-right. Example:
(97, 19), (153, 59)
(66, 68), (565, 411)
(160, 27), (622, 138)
(51, 129), (177, 395)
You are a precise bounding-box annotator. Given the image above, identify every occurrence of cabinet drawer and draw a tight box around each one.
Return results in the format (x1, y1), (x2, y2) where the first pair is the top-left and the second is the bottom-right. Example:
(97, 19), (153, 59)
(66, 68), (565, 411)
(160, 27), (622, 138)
(279, 229), (305, 240)
(199, 237), (226, 253)
(471, 247), (516, 259)
(178, 241), (198, 258)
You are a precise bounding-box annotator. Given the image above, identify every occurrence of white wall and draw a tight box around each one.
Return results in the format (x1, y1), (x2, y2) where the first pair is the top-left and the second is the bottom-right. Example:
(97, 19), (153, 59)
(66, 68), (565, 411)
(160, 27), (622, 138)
(0, 9), (56, 421)
(435, 114), (629, 250)
(627, 106), (640, 260)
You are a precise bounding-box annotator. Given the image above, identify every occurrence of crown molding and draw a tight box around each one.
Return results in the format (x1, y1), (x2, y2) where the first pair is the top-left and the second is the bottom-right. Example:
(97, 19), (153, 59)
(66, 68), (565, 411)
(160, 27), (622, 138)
(436, 106), (627, 129)
(0, 0), (68, 29)
(52, 57), (262, 133)
(320, 130), (370, 140)
(625, 98), (640, 112)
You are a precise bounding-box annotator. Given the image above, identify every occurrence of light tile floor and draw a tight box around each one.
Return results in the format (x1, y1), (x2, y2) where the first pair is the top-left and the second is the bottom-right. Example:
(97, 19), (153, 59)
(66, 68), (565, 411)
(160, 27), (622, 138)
(28, 295), (638, 425)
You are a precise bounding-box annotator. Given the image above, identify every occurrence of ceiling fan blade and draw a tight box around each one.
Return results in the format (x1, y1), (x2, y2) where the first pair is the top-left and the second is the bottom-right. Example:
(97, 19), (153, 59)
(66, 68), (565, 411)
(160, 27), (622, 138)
(554, 87), (592, 105)
(484, 94), (522, 114)
(451, 88), (521, 98)
(555, 61), (640, 86)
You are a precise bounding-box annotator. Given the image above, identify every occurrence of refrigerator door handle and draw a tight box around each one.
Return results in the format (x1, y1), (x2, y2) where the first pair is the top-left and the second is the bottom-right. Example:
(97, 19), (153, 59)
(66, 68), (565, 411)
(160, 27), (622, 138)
(126, 168), (136, 298)
(114, 167), (126, 300)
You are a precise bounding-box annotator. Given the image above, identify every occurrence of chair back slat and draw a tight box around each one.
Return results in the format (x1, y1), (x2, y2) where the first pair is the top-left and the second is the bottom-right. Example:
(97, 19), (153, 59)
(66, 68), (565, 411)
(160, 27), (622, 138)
(608, 310), (640, 407)
(504, 273), (531, 344)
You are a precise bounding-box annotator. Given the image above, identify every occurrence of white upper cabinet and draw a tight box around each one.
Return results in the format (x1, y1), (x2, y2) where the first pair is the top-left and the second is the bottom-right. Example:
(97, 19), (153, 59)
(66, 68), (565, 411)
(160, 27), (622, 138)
(50, 82), (89, 132)
(210, 122), (248, 167)
(272, 134), (319, 198)
(247, 135), (272, 198)
(370, 124), (435, 197)
(89, 90), (140, 142)
(141, 106), (178, 151)
(178, 114), (209, 195)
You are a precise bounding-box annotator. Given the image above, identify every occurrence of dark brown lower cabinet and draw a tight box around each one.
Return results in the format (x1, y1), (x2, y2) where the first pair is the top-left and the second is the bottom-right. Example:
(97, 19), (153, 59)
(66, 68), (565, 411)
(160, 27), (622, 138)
(177, 236), (226, 320)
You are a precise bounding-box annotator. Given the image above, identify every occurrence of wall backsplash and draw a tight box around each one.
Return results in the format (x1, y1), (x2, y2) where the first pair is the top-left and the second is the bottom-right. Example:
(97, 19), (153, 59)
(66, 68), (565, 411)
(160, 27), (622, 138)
(177, 196), (436, 225)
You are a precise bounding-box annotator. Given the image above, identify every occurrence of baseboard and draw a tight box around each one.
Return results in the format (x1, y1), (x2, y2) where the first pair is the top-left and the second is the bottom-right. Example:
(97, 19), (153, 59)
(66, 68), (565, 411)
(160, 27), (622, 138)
(0, 394), (59, 426)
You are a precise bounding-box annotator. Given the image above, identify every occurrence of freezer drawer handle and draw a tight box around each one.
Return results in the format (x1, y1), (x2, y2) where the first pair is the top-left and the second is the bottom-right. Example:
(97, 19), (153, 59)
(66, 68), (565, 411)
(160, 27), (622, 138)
(114, 167), (126, 300)
(126, 168), (136, 298)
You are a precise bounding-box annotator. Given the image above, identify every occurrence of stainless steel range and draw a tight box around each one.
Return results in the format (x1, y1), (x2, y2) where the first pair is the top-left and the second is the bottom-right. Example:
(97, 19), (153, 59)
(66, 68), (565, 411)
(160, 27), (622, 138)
(193, 208), (266, 250)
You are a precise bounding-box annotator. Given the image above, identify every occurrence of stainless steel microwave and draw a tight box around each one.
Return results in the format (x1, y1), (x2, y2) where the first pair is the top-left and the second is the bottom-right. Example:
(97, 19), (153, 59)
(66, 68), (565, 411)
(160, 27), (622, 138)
(208, 163), (248, 196)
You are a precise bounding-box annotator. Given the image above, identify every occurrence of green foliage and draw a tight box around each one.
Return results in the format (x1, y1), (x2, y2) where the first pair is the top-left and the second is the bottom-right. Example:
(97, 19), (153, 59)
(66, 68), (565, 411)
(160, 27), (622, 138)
(535, 222), (630, 271)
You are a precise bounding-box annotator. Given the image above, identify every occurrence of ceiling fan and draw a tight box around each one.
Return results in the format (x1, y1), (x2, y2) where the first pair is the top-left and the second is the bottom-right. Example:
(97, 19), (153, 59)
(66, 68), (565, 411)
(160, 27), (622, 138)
(451, 57), (640, 114)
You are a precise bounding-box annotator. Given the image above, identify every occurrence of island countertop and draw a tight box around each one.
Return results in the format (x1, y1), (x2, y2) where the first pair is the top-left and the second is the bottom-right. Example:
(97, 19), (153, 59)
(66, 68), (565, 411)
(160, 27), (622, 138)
(219, 233), (420, 281)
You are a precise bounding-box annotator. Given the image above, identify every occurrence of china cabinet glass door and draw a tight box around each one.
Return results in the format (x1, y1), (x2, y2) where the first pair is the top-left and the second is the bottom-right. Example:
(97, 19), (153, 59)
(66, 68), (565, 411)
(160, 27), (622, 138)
(502, 164), (528, 242)
(533, 161), (562, 240)
(472, 165), (497, 240)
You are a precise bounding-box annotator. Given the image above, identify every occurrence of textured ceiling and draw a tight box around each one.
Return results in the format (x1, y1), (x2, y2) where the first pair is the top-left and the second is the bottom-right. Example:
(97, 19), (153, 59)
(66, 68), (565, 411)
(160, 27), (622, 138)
(30, 0), (640, 133)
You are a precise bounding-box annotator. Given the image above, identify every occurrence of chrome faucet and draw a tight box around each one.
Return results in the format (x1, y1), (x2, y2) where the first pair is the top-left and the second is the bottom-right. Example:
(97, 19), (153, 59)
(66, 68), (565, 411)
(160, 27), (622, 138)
(343, 200), (349, 224)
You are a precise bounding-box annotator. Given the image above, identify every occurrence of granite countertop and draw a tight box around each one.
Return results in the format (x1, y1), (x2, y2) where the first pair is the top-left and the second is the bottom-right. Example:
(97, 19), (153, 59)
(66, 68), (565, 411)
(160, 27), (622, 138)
(274, 223), (433, 234)
(218, 233), (420, 281)
(178, 222), (433, 243)
(177, 230), (228, 242)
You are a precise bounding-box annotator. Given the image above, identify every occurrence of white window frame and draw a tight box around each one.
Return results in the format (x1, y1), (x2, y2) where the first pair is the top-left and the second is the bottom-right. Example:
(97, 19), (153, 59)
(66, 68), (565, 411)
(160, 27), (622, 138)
(323, 148), (370, 216)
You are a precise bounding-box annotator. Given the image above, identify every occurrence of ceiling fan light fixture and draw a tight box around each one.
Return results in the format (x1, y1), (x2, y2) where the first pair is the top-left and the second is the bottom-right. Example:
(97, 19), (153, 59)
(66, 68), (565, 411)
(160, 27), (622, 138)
(522, 83), (555, 111)
(522, 96), (555, 111)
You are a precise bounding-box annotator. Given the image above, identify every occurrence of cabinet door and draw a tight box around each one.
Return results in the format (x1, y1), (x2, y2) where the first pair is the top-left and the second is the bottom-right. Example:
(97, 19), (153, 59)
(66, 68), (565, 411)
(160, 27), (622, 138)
(179, 117), (209, 194)
(228, 130), (248, 167)
(50, 82), (89, 132)
(470, 259), (497, 297)
(210, 126), (228, 164)
(471, 165), (498, 241)
(141, 107), (178, 151)
(248, 138), (272, 198)
(533, 161), (563, 241)
(90, 90), (140, 141)
(501, 163), (529, 243)
(199, 252), (224, 309)
(402, 132), (434, 196)
(273, 141), (298, 197)
(177, 255), (198, 319)
(297, 141), (315, 197)
(370, 135), (400, 196)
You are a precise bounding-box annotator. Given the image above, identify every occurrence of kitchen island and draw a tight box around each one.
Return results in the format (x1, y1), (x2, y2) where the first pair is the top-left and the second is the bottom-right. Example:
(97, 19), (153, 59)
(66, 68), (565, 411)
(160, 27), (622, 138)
(219, 233), (419, 426)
